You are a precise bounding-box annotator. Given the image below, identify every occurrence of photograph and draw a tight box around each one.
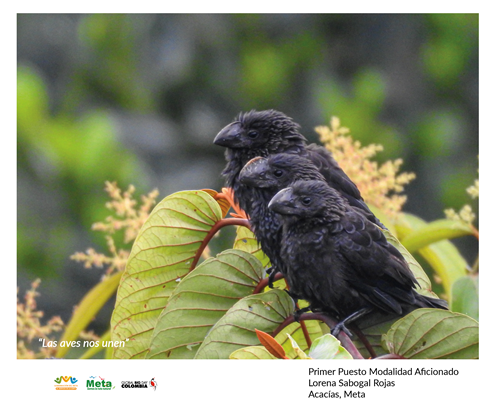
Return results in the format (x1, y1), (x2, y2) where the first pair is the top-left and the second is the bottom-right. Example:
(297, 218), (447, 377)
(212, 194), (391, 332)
(14, 11), (486, 405)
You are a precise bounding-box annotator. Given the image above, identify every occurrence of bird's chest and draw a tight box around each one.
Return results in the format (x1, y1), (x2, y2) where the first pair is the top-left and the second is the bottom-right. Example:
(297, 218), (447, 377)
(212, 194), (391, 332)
(250, 207), (282, 255)
(284, 224), (331, 256)
(282, 226), (337, 279)
(251, 205), (280, 232)
(281, 225), (358, 311)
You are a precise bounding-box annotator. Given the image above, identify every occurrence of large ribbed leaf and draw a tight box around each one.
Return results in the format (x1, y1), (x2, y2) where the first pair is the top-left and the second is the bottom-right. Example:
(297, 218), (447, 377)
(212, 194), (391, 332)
(353, 316), (399, 358)
(275, 318), (329, 358)
(233, 225), (270, 268)
(382, 309), (478, 359)
(233, 225), (291, 293)
(395, 212), (468, 295)
(230, 346), (278, 359)
(110, 190), (223, 359)
(194, 289), (294, 359)
(146, 249), (262, 358)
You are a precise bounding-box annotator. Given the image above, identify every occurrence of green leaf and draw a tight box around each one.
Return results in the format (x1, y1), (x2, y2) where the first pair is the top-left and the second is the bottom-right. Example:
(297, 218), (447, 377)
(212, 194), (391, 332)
(401, 218), (476, 254)
(451, 276), (479, 321)
(105, 342), (114, 359)
(395, 212), (468, 295)
(232, 225), (289, 291)
(309, 334), (353, 359)
(79, 329), (111, 359)
(382, 229), (441, 299)
(367, 204), (397, 235)
(229, 345), (278, 359)
(275, 317), (329, 358)
(233, 226), (270, 268)
(194, 289), (294, 359)
(287, 333), (310, 359)
(382, 309), (478, 359)
(352, 315), (401, 358)
(110, 190), (223, 359)
(56, 272), (122, 358)
(146, 249), (262, 359)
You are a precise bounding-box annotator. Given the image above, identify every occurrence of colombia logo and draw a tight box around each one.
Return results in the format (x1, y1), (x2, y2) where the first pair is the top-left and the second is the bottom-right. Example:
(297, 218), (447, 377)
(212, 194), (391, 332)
(54, 376), (78, 390)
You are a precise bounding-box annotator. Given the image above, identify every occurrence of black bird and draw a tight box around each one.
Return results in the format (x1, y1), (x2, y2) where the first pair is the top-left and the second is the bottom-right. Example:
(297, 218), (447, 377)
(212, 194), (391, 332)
(213, 109), (383, 228)
(268, 179), (448, 336)
(239, 153), (382, 289)
(239, 153), (333, 288)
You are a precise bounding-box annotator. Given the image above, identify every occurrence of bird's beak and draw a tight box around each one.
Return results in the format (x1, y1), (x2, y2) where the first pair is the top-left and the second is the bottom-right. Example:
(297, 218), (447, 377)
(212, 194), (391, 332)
(239, 157), (271, 187)
(268, 187), (296, 215)
(213, 122), (244, 148)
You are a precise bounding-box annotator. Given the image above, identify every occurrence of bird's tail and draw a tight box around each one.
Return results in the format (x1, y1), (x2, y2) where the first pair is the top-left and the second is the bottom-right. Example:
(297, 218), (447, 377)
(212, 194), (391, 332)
(415, 293), (449, 310)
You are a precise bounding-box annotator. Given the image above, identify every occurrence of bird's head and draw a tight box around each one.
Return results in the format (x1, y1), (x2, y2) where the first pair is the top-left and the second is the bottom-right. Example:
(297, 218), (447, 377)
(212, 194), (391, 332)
(239, 156), (276, 188)
(213, 110), (306, 151)
(268, 180), (346, 219)
(239, 153), (325, 190)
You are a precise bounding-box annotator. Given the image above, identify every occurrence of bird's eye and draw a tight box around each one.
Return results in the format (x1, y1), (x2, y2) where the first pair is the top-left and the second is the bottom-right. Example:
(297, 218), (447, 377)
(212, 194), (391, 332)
(247, 130), (259, 139)
(273, 169), (284, 178)
(301, 197), (312, 206)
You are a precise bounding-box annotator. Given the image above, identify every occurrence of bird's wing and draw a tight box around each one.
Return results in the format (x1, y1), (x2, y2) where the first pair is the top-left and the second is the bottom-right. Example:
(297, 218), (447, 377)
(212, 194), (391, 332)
(334, 211), (418, 313)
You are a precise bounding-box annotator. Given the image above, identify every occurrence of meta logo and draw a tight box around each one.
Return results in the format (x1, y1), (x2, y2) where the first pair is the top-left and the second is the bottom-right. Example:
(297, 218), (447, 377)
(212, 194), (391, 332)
(86, 376), (115, 390)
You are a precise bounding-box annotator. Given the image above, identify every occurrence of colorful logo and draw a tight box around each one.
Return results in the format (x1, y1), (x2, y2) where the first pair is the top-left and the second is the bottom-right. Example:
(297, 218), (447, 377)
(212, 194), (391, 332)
(86, 376), (115, 390)
(54, 376), (78, 390)
(149, 377), (157, 391)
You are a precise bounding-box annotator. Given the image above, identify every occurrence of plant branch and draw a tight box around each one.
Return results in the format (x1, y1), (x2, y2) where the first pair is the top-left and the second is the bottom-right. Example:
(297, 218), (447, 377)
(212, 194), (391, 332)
(351, 324), (377, 358)
(471, 225), (479, 240)
(303, 313), (364, 359)
(272, 312), (364, 359)
(299, 319), (312, 349)
(189, 218), (251, 271)
(253, 272), (284, 294)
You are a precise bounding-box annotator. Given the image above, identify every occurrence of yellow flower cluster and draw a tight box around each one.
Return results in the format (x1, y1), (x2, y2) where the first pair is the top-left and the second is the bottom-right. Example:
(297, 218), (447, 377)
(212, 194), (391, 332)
(17, 279), (64, 358)
(71, 181), (159, 277)
(316, 117), (416, 219)
(466, 179), (479, 200)
(93, 181), (159, 243)
(444, 175), (478, 226)
(444, 205), (476, 225)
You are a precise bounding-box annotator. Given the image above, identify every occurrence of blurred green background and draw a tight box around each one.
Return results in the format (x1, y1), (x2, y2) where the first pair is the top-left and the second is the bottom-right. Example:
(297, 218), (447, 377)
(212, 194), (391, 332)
(17, 14), (478, 334)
